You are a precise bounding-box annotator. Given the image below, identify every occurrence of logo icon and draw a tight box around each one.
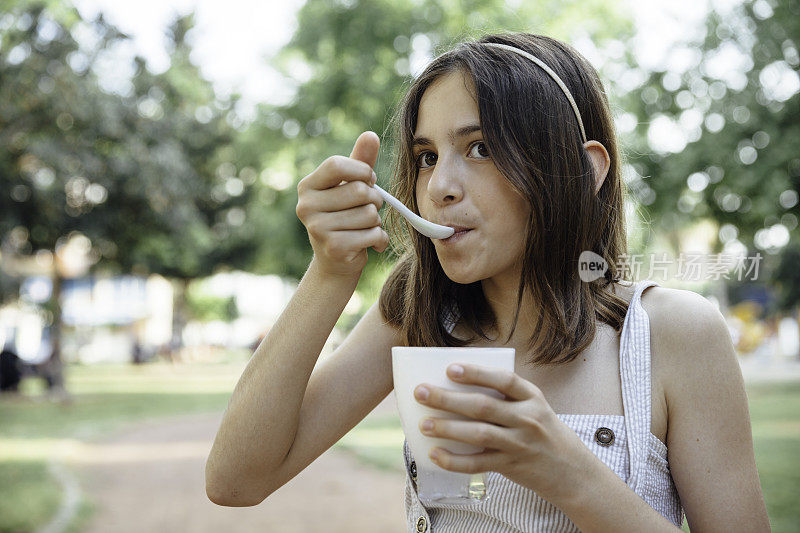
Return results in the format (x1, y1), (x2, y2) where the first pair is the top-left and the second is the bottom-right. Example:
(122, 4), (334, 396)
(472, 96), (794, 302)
(578, 251), (608, 282)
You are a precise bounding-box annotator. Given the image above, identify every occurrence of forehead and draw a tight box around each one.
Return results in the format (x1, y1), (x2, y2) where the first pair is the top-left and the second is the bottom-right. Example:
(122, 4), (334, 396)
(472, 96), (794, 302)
(415, 70), (479, 136)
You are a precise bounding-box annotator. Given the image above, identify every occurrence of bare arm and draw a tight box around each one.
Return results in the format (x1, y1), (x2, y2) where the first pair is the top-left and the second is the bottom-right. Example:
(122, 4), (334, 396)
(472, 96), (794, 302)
(205, 131), (394, 506)
(653, 290), (770, 532)
(204, 259), (359, 505)
(258, 298), (402, 498)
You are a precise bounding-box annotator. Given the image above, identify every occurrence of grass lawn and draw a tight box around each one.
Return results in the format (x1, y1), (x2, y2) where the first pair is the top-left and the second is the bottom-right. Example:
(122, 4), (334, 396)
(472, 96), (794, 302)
(1, 356), (798, 532)
(746, 382), (800, 533)
(0, 355), (246, 533)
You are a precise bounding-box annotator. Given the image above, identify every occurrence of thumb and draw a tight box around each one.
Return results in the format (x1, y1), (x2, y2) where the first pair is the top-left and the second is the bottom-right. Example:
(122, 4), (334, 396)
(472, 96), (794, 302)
(349, 131), (380, 170)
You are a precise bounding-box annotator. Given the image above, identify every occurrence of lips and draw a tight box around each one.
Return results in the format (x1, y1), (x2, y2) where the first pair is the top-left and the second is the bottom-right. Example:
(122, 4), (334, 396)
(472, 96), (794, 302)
(446, 225), (472, 233)
(441, 226), (473, 244)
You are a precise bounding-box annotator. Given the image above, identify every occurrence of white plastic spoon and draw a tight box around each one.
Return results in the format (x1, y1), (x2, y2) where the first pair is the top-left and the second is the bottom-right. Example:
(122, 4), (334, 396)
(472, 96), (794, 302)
(372, 183), (455, 239)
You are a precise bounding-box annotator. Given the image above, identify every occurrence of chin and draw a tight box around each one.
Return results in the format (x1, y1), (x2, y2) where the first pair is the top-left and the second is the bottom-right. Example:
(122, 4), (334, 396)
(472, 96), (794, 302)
(441, 266), (481, 285)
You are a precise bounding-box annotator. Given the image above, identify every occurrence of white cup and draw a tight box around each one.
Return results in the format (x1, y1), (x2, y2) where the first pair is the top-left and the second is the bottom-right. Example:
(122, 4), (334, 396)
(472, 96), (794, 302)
(392, 346), (515, 505)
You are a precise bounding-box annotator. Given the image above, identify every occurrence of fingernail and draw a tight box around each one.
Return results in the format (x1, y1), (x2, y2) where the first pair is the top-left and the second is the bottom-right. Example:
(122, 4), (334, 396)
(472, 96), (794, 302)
(371, 170), (377, 185)
(415, 386), (429, 401)
(449, 364), (464, 378)
(421, 419), (434, 431)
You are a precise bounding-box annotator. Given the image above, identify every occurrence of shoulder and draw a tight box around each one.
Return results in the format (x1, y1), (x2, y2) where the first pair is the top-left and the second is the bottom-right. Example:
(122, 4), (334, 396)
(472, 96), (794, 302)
(638, 284), (734, 372)
(638, 283), (744, 429)
(639, 283), (728, 336)
(639, 284), (737, 389)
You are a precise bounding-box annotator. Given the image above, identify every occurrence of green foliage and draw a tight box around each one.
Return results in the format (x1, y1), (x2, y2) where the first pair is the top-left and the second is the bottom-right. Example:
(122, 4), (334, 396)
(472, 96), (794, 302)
(184, 283), (238, 322)
(0, 4), (263, 294)
(772, 242), (800, 312)
(621, 0), (800, 305)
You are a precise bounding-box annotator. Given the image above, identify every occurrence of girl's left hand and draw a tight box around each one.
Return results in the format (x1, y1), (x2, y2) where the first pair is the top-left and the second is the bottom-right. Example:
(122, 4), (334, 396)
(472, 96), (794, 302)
(414, 362), (598, 504)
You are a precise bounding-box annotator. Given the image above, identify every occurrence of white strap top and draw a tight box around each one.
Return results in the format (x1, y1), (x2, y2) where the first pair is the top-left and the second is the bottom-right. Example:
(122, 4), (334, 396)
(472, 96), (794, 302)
(401, 279), (684, 532)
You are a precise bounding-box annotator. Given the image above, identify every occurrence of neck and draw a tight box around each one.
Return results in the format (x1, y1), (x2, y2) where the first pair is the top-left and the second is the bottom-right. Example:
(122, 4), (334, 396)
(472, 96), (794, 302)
(480, 271), (539, 346)
(479, 274), (630, 349)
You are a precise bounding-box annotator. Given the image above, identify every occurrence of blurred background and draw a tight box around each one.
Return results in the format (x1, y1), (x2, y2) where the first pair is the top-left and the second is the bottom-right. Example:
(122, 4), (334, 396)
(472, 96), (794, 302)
(0, 0), (798, 531)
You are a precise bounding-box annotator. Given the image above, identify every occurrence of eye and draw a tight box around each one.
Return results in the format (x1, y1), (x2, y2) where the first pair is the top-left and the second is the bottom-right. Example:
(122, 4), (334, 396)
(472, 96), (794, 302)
(415, 141), (490, 170)
(416, 151), (437, 169)
(469, 141), (490, 159)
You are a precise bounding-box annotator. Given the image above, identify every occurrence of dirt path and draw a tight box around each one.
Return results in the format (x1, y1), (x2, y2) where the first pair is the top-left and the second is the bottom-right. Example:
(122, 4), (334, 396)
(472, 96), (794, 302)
(63, 395), (407, 533)
(50, 357), (799, 532)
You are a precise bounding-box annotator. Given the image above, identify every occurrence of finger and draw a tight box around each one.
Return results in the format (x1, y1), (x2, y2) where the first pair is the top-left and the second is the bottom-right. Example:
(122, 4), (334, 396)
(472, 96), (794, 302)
(419, 417), (517, 452)
(307, 180), (383, 213)
(323, 204), (382, 231)
(306, 155), (375, 191)
(349, 130), (380, 169)
(429, 447), (506, 475)
(414, 384), (517, 427)
(327, 226), (388, 255)
(446, 363), (535, 401)
(371, 238), (389, 254)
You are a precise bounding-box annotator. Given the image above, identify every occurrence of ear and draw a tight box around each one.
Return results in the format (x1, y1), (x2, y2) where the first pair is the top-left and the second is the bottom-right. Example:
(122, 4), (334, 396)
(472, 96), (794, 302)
(583, 140), (610, 195)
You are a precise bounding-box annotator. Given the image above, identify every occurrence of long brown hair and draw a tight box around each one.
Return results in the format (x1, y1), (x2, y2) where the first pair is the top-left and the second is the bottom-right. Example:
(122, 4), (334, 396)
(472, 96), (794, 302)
(378, 32), (630, 366)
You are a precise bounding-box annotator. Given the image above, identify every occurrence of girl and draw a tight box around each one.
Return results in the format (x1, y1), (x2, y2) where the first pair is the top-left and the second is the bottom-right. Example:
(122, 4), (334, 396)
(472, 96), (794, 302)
(206, 32), (770, 532)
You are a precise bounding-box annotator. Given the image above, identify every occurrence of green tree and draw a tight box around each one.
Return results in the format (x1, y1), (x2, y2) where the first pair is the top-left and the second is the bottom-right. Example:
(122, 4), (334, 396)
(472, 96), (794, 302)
(621, 0), (800, 312)
(0, 4), (261, 391)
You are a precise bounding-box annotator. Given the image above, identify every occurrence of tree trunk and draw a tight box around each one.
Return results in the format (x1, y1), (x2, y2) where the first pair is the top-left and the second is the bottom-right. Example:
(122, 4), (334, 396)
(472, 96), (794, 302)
(43, 273), (71, 403)
(169, 278), (189, 364)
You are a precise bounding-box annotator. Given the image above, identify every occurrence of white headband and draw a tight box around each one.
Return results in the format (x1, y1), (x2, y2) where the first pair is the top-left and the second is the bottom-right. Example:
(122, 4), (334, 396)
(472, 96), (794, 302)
(482, 42), (588, 144)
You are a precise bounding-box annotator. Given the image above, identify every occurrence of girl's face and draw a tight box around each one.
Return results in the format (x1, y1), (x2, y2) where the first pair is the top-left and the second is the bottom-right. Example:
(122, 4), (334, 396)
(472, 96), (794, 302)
(414, 70), (531, 286)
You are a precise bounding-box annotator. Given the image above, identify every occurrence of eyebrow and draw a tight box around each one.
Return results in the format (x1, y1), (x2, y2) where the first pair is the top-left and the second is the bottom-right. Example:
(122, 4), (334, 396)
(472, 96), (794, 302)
(411, 123), (482, 149)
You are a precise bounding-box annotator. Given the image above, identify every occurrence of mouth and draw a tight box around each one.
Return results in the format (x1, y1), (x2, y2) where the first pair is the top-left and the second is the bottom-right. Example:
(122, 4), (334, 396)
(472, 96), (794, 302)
(442, 226), (473, 243)
(446, 225), (472, 233)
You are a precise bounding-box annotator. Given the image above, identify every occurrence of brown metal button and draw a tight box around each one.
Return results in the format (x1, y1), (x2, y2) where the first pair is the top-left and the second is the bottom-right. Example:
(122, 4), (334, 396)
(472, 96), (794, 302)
(595, 426), (615, 446)
(416, 516), (427, 532)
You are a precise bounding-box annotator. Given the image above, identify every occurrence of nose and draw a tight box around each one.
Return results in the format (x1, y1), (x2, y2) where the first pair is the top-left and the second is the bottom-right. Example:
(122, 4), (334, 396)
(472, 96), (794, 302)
(425, 155), (463, 206)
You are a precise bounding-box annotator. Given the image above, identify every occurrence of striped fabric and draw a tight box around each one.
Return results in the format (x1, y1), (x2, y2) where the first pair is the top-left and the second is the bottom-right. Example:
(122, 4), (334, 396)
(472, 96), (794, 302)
(401, 279), (684, 532)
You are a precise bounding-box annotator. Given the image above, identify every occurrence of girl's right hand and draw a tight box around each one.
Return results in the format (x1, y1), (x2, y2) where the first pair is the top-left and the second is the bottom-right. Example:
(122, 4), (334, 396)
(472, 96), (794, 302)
(295, 131), (389, 281)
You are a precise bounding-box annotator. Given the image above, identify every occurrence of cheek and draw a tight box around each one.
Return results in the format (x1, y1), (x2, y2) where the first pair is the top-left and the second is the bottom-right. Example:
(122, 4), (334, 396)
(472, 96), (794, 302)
(497, 198), (531, 235)
(502, 203), (531, 257)
(514, 210), (531, 237)
(414, 180), (426, 213)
